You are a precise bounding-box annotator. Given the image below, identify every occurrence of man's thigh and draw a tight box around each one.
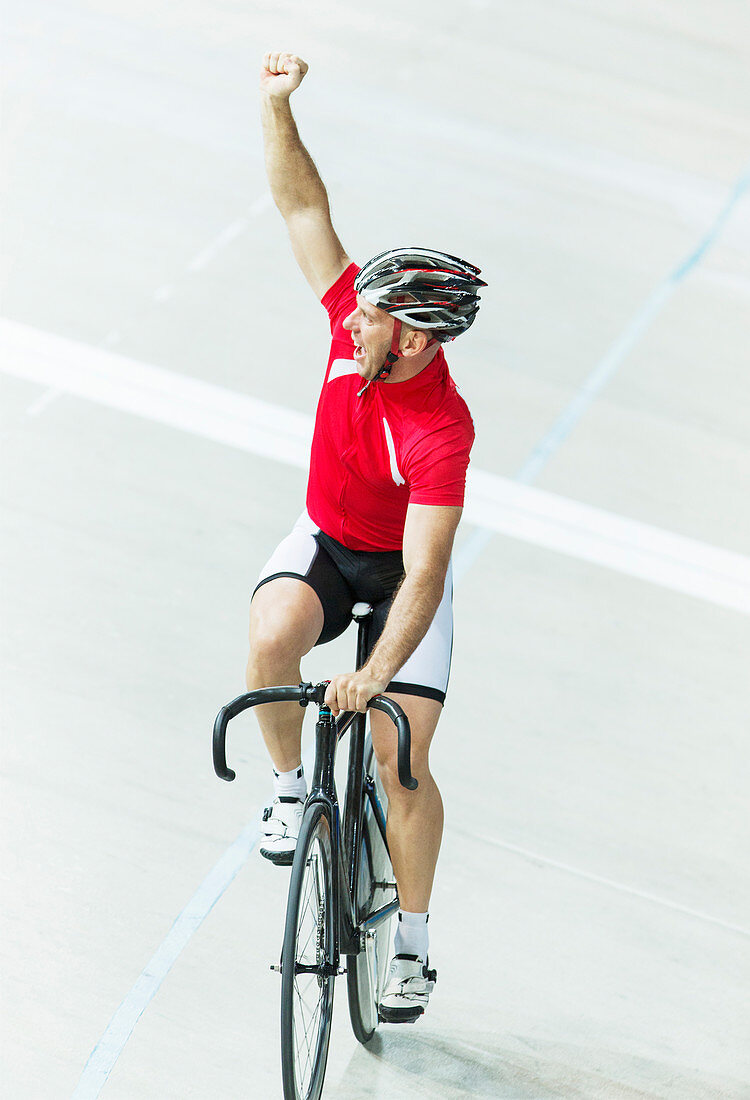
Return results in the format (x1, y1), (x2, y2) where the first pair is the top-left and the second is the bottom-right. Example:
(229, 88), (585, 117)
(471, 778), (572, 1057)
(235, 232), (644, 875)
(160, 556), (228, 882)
(249, 576), (325, 659)
(252, 512), (353, 648)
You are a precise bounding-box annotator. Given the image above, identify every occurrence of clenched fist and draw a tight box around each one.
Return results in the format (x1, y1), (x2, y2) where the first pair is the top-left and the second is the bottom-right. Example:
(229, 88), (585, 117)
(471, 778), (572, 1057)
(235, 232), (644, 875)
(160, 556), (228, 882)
(260, 52), (309, 99)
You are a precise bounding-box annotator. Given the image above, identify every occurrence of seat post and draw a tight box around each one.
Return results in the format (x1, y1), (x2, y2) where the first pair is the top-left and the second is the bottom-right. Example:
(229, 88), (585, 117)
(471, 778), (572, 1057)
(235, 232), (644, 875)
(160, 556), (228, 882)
(351, 602), (373, 669)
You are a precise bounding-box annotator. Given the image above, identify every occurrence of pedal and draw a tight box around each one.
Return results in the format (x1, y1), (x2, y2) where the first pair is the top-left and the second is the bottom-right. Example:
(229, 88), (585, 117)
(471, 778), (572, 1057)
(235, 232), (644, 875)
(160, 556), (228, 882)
(270, 964), (281, 973)
(378, 1008), (420, 1024)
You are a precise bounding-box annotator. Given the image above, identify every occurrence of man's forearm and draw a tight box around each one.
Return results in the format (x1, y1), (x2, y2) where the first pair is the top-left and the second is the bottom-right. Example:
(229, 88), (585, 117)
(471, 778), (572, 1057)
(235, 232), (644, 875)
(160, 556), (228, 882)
(261, 95), (330, 219)
(363, 570), (444, 687)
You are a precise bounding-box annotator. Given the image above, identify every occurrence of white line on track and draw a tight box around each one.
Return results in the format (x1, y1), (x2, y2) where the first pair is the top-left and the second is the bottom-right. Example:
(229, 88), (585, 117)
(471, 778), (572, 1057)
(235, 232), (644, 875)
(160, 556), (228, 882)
(186, 194), (272, 272)
(20, 193), (273, 420)
(152, 283), (175, 303)
(6, 169), (749, 1094)
(452, 825), (750, 940)
(23, 385), (62, 417)
(454, 159), (750, 579)
(464, 472), (750, 613)
(187, 217), (249, 272)
(3, 316), (749, 615)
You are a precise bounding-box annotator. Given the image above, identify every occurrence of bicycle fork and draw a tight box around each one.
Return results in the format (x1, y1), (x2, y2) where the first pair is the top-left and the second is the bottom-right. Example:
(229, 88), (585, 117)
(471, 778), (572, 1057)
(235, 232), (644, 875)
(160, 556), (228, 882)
(273, 704), (353, 980)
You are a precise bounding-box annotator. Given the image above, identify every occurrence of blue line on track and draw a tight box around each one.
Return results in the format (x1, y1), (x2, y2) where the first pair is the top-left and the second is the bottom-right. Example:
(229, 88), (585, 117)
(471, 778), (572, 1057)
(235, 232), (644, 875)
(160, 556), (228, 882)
(453, 159), (750, 581)
(73, 736), (316, 1098)
(72, 158), (750, 1096)
(71, 814), (262, 1098)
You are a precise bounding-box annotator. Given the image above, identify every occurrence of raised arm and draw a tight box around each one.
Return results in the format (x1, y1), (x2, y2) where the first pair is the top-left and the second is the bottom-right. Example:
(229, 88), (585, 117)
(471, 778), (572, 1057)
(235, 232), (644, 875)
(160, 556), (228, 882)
(260, 52), (351, 298)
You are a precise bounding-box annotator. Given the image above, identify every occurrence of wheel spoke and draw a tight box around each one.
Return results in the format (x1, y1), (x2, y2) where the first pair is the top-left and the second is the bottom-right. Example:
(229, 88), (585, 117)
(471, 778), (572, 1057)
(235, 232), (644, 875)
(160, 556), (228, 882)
(281, 811), (334, 1100)
(346, 738), (397, 1047)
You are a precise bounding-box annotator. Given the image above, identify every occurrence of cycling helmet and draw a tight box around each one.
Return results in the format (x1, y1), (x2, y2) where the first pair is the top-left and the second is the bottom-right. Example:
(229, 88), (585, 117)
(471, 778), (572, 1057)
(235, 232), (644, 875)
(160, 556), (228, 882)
(354, 247), (486, 343)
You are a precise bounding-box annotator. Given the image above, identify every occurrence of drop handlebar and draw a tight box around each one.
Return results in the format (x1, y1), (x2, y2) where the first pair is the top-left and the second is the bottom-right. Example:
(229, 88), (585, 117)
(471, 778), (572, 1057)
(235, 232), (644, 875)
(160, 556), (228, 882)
(212, 681), (417, 791)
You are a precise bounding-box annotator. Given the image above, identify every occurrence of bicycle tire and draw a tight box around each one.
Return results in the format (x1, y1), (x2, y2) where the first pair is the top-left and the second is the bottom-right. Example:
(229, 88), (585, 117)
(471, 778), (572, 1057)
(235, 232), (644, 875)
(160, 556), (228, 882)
(280, 803), (335, 1100)
(346, 735), (396, 1043)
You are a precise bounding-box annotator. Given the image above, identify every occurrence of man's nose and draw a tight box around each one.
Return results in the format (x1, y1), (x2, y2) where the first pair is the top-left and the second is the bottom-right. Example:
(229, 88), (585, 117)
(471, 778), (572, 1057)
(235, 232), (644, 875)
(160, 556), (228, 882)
(343, 309), (358, 332)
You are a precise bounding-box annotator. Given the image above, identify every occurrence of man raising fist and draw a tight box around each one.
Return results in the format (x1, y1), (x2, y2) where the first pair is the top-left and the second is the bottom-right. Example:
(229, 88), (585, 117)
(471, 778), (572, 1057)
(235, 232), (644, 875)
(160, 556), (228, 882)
(247, 51), (485, 1023)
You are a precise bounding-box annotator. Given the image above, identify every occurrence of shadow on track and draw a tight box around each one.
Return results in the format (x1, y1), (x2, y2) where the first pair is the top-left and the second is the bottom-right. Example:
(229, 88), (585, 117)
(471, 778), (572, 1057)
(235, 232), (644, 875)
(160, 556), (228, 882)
(329, 1028), (749, 1099)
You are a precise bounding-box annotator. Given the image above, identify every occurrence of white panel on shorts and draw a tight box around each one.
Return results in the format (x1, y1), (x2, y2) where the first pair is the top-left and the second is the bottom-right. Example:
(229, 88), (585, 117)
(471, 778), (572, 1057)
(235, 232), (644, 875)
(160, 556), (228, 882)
(256, 511), (320, 582)
(255, 512), (454, 701)
(391, 560), (453, 698)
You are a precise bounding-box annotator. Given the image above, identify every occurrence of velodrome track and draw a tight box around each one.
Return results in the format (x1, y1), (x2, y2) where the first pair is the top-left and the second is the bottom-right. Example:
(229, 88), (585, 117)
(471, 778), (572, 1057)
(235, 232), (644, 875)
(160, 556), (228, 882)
(2, 2), (750, 1097)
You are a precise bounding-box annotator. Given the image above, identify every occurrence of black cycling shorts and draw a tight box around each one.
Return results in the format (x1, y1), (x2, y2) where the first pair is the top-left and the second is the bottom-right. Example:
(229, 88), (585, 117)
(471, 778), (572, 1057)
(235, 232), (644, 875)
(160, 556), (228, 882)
(253, 512), (453, 704)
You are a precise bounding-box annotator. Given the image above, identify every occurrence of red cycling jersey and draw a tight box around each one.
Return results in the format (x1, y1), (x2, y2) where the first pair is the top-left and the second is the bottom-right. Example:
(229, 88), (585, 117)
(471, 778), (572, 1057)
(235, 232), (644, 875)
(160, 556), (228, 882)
(306, 263), (475, 551)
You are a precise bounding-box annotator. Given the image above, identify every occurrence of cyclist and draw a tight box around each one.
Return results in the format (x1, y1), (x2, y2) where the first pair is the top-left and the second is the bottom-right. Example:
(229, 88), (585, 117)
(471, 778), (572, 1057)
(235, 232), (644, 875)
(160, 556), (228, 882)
(248, 51), (485, 1023)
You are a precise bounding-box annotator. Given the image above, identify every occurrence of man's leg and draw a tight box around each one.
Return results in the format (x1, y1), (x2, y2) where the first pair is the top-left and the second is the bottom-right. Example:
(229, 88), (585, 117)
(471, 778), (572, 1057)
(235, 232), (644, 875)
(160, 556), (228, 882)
(370, 693), (442, 1021)
(367, 562), (452, 904)
(369, 693), (443, 912)
(246, 576), (324, 771)
(247, 577), (324, 863)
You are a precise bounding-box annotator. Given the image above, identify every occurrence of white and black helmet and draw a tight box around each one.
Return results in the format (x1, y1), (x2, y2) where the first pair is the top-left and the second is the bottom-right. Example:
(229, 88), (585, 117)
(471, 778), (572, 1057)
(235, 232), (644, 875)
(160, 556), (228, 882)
(354, 247), (486, 342)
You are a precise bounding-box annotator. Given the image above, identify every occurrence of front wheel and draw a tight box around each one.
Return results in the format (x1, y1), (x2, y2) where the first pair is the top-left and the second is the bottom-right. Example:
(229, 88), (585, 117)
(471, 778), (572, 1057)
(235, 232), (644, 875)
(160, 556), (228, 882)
(280, 803), (335, 1100)
(346, 735), (397, 1043)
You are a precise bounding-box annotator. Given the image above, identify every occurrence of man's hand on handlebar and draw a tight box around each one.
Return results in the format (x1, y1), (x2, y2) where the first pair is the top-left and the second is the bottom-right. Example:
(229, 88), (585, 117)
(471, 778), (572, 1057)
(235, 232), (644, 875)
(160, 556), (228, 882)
(324, 670), (388, 716)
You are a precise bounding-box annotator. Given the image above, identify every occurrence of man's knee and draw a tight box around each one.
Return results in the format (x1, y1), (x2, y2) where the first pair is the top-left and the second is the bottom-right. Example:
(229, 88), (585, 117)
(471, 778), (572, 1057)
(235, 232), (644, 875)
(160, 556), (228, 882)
(374, 737), (433, 806)
(247, 620), (304, 679)
(247, 578), (324, 681)
(371, 694), (441, 795)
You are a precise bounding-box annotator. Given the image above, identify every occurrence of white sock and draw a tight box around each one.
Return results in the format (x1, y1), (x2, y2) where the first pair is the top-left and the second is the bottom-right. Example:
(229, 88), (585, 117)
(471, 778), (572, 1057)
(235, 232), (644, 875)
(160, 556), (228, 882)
(273, 765), (306, 801)
(394, 910), (429, 961)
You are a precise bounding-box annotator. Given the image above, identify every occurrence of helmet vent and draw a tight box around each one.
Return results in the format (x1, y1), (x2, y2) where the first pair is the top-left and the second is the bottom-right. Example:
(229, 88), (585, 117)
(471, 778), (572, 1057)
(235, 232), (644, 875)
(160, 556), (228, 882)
(354, 247), (485, 339)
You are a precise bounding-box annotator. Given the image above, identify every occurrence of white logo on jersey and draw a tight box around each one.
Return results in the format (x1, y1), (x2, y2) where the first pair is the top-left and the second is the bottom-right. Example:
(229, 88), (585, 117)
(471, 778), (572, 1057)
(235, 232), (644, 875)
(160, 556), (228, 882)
(327, 358), (358, 382)
(382, 418), (405, 486)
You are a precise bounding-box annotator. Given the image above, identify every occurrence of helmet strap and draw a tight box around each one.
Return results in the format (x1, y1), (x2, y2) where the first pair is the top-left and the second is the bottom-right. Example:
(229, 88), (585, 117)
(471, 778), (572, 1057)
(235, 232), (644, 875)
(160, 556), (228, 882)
(357, 319), (402, 397)
(376, 319), (402, 381)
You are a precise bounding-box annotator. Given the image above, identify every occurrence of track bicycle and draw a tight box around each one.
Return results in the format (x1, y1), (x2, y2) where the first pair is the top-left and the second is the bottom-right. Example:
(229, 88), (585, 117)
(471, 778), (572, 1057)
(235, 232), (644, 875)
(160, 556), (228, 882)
(213, 601), (416, 1100)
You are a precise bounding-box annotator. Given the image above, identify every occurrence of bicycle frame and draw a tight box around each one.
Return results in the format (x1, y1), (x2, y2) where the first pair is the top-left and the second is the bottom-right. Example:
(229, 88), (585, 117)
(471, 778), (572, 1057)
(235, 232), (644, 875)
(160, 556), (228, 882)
(305, 702), (397, 966)
(212, 612), (415, 969)
(213, 608), (417, 1099)
(288, 611), (397, 966)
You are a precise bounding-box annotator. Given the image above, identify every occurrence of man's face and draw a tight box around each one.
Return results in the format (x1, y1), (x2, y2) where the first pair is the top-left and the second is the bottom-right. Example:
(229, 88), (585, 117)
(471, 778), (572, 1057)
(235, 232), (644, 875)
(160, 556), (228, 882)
(342, 295), (395, 380)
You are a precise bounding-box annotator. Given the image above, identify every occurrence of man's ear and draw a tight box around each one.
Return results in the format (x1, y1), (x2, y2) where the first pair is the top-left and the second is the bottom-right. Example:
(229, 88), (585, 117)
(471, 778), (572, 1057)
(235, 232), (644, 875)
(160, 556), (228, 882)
(400, 327), (431, 357)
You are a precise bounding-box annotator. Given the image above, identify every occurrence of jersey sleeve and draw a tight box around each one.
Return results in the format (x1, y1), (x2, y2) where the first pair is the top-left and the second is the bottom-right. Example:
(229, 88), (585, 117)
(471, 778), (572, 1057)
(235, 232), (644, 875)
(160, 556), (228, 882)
(402, 416), (475, 508)
(321, 263), (360, 335)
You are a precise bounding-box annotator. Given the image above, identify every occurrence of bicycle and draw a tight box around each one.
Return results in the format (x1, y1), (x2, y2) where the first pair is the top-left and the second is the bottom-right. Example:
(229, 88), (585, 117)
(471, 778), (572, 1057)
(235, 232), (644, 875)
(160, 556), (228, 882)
(212, 601), (417, 1100)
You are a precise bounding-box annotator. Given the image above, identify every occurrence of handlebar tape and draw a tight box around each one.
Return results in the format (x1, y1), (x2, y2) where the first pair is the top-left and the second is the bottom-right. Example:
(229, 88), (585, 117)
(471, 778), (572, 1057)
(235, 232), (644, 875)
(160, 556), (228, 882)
(213, 684), (417, 791)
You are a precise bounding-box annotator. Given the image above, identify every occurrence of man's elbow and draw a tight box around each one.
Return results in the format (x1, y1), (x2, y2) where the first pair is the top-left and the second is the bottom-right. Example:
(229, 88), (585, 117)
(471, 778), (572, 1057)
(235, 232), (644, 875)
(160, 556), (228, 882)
(277, 188), (330, 224)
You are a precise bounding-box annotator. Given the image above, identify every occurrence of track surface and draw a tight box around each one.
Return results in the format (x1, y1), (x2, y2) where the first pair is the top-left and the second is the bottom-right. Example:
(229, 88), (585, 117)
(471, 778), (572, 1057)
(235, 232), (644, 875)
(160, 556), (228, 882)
(2, 2), (750, 1097)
